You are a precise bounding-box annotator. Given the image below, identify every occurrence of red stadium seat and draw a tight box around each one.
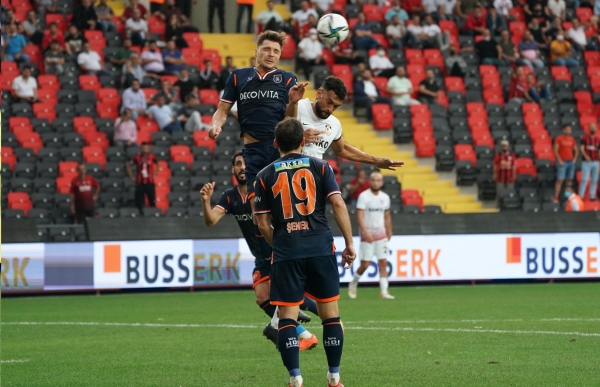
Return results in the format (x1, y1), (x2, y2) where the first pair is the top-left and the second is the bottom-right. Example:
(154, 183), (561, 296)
(23, 45), (41, 64)
(82, 146), (106, 167)
(73, 117), (97, 134)
(182, 32), (203, 49)
(371, 104), (393, 130)
(45, 14), (66, 31)
(8, 192), (32, 215)
(79, 75), (101, 91)
(96, 102), (120, 119)
(33, 103), (56, 121)
(37, 75), (60, 91)
(193, 131), (216, 152)
(141, 87), (158, 100)
(551, 66), (571, 82)
(281, 36), (297, 60)
(1, 61), (19, 73)
(584, 52), (600, 67)
(97, 88), (121, 105)
(414, 134), (436, 157)
(148, 16), (166, 37)
(472, 132), (494, 147)
(201, 49), (222, 72)
(137, 116), (160, 133)
(84, 30), (106, 47)
(56, 177), (73, 194)
(439, 20), (458, 37)
(403, 196), (423, 210)
(516, 158), (537, 177)
(445, 77), (465, 93)
(2, 147), (16, 169)
(373, 77), (389, 97)
(37, 88), (58, 104)
(84, 132), (110, 149)
(9, 117), (32, 132)
(200, 89), (220, 106)
(576, 7), (593, 22)
(182, 48), (202, 67)
(363, 4), (383, 21)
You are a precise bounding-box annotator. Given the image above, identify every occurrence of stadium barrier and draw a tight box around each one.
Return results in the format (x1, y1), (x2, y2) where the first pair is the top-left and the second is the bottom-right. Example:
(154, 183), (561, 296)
(2, 232), (598, 294)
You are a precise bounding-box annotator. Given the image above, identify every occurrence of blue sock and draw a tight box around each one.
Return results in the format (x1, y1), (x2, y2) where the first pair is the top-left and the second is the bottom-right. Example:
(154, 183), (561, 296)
(259, 300), (277, 318)
(296, 324), (307, 337)
(278, 318), (300, 377)
(301, 296), (319, 316)
(322, 317), (344, 373)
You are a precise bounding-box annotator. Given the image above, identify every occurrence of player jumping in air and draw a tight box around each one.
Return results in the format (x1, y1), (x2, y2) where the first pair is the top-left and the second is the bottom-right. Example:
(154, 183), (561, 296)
(254, 118), (356, 387)
(199, 151), (319, 351)
(348, 171), (394, 299)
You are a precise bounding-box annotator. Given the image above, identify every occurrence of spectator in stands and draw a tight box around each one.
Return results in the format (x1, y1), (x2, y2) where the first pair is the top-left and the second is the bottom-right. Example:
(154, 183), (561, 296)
(126, 142), (158, 213)
(494, 0), (515, 21)
(34, 0), (58, 19)
(44, 40), (65, 75)
(313, 0), (333, 14)
(41, 22), (66, 51)
(158, 0), (199, 33)
(564, 184), (584, 211)
(235, 0), (255, 33)
(208, 0), (226, 33)
(493, 140), (516, 192)
(554, 125), (579, 202)
(218, 56), (235, 90)
(78, 42), (111, 76)
(178, 0), (194, 19)
(332, 30), (364, 64)
(353, 12), (380, 50)
(73, 0), (99, 32)
(595, 0), (600, 23)
(175, 68), (199, 101)
(12, 65), (38, 103)
(141, 40), (166, 75)
(579, 123), (600, 200)
(178, 94), (211, 131)
(418, 68), (440, 104)
(122, 53), (146, 88)
(524, 0), (550, 24)
(353, 62), (368, 83)
(547, 0), (566, 20)
(292, 1), (319, 31)
(528, 17), (549, 51)
(544, 16), (562, 43)
(166, 14), (189, 49)
(385, 0), (410, 23)
(3, 23), (29, 63)
(461, 5), (486, 36)
(354, 69), (392, 120)
(423, 0), (441, 18)
(456, 0), (480, 20)
(347, 169), (370, 205)
(567, 18), (590, 51)
(65, 25), (87, 56)
(446, 45), (467, 77)
(297, 28), (324, 80)
(386, 15), (418, 49)
(550, 30), (579, 66)
(163, 40), (186, 75)
(423, 14), (450, 49)
(111, 39), (135, 67)
(21, 10), (44, 45)
(299, 13), (319, 39)
(526, 73), (551, 103)
(198, 60), (220, 89)
(114, 108), (138, 147)
(146, 95), (182, 133)
(486, 6), (507, 37)
(126, 7), (148, 47)
(387, 66), (421, 106)
(499, 30), (526, 66)
(122, 79), (147, 118)
(369, 47), (395, 78)
(155, 78), (180, 111)
(439, 0), (459, 21)
(122, 0), (149, 22)
(476, 28), (507, 66)
(255, 1), (284, 32)
(518, 31), (544, 69)
(508, 66), (527, 102)
(403, 0), (425, 16)
(95, 0), (116, 32)
(70, 163), (100, 224)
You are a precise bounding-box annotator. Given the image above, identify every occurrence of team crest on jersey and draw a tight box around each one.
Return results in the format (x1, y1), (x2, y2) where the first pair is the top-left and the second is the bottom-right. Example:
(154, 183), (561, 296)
(325, 124), (332, 136)
(273, 74), (282, 83)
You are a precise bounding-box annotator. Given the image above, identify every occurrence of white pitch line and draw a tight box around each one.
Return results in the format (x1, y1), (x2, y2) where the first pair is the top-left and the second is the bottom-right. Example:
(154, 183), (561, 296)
(363, 318), (600, 323)
(2, 322), (599, 337)
(1, 359), (30, 363)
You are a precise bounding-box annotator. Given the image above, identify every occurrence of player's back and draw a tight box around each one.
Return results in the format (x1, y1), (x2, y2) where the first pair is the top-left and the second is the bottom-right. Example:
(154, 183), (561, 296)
(254, 153), (341, 261)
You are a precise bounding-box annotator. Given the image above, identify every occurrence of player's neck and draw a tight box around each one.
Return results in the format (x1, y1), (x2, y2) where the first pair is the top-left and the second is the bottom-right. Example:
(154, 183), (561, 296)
(237, 184), (247, 194)
(280, 149), (302, 157)
(255, 64), (275, 75)
(370, 189), (380, 195)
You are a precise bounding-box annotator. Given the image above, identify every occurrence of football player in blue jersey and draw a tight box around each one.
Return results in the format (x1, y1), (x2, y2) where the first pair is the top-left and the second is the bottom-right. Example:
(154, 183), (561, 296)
(255, 118), (356, 387)
(200, 151), (320, 351)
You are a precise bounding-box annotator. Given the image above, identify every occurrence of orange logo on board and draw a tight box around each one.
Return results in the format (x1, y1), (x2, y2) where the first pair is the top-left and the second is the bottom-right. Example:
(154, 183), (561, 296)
(506, 237), (521, 264)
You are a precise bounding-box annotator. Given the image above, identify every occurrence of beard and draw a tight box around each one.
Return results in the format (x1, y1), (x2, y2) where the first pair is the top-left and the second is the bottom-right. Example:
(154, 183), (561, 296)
(315, 102), (331, 119)
(236, 173), (247, 185)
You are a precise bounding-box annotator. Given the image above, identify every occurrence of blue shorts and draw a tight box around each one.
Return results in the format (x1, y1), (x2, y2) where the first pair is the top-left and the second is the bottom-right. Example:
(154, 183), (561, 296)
(252, 255), (271, 289)
(270, 255), (340, 306)
(557, 161), (575, 180)
(243, 140), (280, 198)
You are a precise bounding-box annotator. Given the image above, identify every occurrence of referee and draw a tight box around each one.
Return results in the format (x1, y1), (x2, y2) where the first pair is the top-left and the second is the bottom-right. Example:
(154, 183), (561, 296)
(126, 142), (158, 213)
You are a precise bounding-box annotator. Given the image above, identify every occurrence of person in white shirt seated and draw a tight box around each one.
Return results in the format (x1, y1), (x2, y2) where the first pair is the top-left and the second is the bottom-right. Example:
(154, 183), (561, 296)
(125, 7), (148, 47)
(368, 48), (396, 78)
(292, 0), (319, 30)
(297, 28), (324, 80)
(386, 15), (418, 49)
(254, 0), (284, 31)
(494, 0), (516, 21)
(353, 69), (392, 120)
(121, 79), (147, 119)
(422, 14), (450, 49)
(12, 65), (39, 104)
(312, 0), (333, 14)
(567, 18), (590, 52)
(77, 42), (112, 76)
(407, 14), (445, 49)
(547, 0), (566, 21)
(386, 66), (420, 106)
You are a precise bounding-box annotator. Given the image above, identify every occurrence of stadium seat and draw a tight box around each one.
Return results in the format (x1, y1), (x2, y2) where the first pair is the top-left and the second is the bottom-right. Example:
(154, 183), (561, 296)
(372, 104), (394, 130)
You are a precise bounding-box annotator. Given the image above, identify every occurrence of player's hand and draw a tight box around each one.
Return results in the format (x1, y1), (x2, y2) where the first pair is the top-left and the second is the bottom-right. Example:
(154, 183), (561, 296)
(362, 232), (374, 243)
(199, 182), (215, 202)
(375, 157), (404, 171)
(288, 81), (309, 104)
(341, 245), (356, 269)
(304, 128), (324, 144)
(209, 126), (222, 140)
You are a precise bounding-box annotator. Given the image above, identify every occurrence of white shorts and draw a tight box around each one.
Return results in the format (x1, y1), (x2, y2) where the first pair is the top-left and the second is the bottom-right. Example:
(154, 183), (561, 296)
(359, 239), (389, 261)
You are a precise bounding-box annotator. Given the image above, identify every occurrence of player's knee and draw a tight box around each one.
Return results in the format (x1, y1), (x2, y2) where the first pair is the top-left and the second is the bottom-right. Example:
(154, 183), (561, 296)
(255, 294), (268, 305)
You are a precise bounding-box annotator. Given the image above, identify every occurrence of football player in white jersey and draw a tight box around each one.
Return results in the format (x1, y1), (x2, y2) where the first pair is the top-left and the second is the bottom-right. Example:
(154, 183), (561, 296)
(348, 172), (394, 299)
(298, 76), (404, 170)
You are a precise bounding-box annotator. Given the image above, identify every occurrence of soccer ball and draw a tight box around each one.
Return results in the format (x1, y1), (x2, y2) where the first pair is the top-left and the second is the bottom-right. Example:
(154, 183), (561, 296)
(316, 14), (349, 46)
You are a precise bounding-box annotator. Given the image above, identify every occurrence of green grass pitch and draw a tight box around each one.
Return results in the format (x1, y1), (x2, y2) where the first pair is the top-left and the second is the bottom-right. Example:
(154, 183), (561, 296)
(2, 282), (599, 386)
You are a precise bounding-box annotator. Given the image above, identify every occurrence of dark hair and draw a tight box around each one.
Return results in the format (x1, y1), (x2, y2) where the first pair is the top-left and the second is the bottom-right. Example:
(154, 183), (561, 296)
(231, 150), (244, 166)
(141, 141), (152, 146)
(275, 118), (304, 153)
(22, 65), (32, 71)
(321, 76), (347, 101)
(184, 93), (197, 102)
(257, 30), (287, 48)
(148, 39), (157, 45)
(131, 78), (140, 84)
(49, 22), (58, 27)
(49, 39), (60, 46)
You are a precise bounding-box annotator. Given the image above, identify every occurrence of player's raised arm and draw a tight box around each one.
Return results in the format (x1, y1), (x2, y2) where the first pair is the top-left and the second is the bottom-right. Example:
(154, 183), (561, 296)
(285, 81), (309, 118)
(199, 182), (227, 226)
(210, 70), (236, 139)
(330, 136), (404, 170)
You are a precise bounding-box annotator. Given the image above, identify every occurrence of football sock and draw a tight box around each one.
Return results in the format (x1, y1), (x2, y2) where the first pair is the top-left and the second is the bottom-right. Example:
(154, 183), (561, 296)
(301, 296), (319, 316)
(296, 324), (312, 339)
(259, 300), (277, 318)
(270, 306), (279, 328)
(278, 319), (300, 379)
(322, 317), (344, 378)
(352, 272), (361, 284)
(380, 277), (389, 294)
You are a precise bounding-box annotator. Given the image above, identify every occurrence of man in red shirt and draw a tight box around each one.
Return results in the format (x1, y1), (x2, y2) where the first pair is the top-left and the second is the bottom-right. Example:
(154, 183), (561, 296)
(493, 140), (516, 192)
(41, 22), (65, 51)
(461, 6), (486, 36)
(348, 169), (370, 205)
(70, 163), (100, 224)
(554, 125), (579, 202)
(126, 142), (158, 212)
(579, 123), (600, 200)
(508, 66), (527, 102)
(402, 0), (424, 15)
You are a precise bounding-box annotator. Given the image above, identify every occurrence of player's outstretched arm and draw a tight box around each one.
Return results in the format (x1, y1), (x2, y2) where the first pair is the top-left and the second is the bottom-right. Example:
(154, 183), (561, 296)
(330, 137), (404, 171)
(329, 194), (356, 269)
(200, 182), (226, 227)
(285, 81), (309, 118)
(209, 101), (233, 140)
(255, 214), (274, 246)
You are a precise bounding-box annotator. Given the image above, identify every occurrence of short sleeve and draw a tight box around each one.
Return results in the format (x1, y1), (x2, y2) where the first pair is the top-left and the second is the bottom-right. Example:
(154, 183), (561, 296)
(253, 173), (271, 214)
(321, 161), (341, 199)
(130, 155), (138, 165)
(215, 191), (231, 213)
(356, 191), (366, 210)
(92, 177), (100, 189)
(333, 120), (342, 141)
(220, 70), (237, 104)
(384, 195), (391, 211)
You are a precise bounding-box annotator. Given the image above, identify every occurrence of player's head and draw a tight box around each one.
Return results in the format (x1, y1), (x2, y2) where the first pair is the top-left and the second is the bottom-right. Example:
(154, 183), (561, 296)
(369, 171), (383, 192)
(315, 76), (347, 119)
(77, 162), (87, 177)
(255, 30), (286, 71)
(274, 118), (305, 154)
(141, 141), (152, 154)
(231, 150), (246, 185)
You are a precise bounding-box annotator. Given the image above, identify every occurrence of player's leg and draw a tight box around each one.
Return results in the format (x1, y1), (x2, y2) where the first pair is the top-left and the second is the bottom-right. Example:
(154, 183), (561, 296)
(300, 295), (319, 316)
(348, 242), (374, 299)
(278, 306), (303, 387)
(376, 240), (394, 299)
